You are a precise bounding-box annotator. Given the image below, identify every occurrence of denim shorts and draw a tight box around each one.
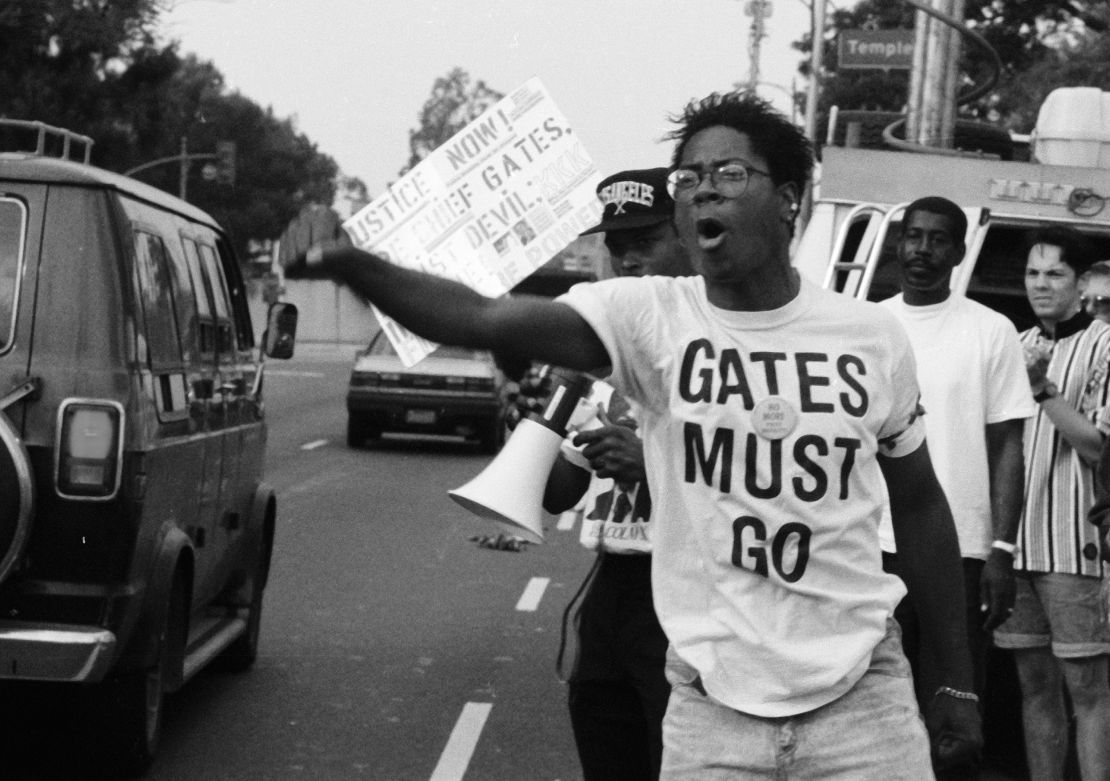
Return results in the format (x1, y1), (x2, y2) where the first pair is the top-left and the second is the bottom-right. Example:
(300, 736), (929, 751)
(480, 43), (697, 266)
(992, 571), (1110, 658)
(660, 620), (933, 780)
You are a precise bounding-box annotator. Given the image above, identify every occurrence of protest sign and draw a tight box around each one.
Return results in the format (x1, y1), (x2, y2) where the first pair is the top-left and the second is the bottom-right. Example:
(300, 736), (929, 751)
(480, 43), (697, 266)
(344, 77), (602, 366)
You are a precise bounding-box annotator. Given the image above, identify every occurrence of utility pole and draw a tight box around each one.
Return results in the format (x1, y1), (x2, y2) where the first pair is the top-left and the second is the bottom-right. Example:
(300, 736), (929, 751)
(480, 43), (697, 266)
(800, 0), (828, 228)
(745, 0), (772, 92)
(907, 0), (962, 149)
(803, 0), (827, 146)
(179, 136), (188, 200)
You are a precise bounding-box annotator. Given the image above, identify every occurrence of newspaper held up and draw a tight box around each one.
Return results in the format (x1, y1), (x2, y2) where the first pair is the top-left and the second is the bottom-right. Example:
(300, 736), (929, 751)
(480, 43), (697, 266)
(343, 77), (602, 366)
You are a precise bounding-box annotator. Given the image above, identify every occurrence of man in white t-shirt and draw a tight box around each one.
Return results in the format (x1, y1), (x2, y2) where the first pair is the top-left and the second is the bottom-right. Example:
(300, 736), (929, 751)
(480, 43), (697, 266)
(284, 91), (981, 779)
(877, 196), (1034, 779)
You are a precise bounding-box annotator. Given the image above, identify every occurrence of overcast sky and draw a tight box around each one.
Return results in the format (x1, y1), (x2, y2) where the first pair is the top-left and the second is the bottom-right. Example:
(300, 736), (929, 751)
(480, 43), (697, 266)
(159, 0), (813, 198)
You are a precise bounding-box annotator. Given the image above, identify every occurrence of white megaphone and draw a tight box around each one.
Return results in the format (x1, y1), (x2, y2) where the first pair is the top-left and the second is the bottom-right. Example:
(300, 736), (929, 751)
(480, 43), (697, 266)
(449, 368), (594, 543)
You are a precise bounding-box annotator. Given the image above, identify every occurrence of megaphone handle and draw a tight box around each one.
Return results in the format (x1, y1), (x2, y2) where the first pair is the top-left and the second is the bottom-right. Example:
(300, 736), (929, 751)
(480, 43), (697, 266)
(530, 371), (592, 435)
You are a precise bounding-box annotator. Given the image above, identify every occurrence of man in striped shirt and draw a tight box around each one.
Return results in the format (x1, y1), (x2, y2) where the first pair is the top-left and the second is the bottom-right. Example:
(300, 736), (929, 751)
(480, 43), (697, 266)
(994, 225), (1110, 781)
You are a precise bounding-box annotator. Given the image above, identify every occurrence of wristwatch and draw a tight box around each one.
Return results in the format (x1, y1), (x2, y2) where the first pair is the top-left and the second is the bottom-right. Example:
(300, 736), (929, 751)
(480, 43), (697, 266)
(1034, 383), (1058, 403)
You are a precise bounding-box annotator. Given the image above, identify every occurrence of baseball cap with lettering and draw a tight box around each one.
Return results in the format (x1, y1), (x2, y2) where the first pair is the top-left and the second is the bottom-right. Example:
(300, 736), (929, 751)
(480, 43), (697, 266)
(579, 167), (675, 236)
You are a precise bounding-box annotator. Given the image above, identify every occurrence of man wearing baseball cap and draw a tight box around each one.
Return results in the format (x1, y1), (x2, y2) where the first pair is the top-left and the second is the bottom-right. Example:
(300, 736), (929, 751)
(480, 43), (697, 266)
(582, 167), (691, 278)
(513, 167), (690, 780)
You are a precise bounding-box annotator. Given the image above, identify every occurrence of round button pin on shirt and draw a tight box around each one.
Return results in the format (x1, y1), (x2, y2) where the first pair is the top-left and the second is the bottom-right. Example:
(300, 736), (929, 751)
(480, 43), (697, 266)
(751, 396), (798, 440)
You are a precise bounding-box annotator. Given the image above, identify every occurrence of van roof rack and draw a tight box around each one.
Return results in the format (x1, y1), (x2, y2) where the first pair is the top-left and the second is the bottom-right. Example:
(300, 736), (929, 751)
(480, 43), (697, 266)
(0, 119), (93, 164)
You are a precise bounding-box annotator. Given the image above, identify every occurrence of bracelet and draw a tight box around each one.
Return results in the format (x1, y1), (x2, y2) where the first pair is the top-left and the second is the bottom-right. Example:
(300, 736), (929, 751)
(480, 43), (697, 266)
(935, 686), (979, 703)
(991, 540), (1017, 555)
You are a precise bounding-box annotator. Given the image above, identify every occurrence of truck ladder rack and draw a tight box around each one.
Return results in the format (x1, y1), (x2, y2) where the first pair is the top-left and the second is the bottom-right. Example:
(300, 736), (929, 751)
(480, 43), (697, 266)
(822, 203), (892, 298)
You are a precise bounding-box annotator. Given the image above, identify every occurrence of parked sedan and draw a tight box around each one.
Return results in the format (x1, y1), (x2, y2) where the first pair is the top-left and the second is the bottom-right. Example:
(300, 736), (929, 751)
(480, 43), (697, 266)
(347, 331), (509, 451)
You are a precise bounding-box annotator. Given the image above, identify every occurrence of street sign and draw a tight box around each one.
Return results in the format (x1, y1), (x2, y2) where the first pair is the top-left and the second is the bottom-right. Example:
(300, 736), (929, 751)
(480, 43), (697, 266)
(838, 29), (915, 70)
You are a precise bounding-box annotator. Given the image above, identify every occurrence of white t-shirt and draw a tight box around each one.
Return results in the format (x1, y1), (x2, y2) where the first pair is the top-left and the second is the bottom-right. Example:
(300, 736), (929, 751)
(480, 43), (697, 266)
(562, 381), (653, 554)
(878, 294), (1035, 560)
(559, 275), (925, 717)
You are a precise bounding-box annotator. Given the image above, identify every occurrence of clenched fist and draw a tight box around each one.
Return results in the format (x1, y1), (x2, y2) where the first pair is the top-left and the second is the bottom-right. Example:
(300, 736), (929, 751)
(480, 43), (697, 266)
(277, 203), (352, 278)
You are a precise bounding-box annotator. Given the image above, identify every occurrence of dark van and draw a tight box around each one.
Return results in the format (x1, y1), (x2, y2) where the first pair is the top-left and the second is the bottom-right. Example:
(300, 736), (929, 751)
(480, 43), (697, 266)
(0, 120), (297, 774)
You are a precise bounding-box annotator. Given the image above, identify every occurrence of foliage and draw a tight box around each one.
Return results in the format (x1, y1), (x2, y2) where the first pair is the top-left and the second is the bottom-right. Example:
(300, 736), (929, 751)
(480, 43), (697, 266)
(975, 3), (1110, 130)
(0, 0), (161, 146)
(337, 175), (369, 205)
(794, 0), (1110, 137)
(401, 67), (504, 176)
(0, 0), (338, 261)
(107, 51), (339, 254)
(334, 175), (370, 218)
(794, 0), (914, 114)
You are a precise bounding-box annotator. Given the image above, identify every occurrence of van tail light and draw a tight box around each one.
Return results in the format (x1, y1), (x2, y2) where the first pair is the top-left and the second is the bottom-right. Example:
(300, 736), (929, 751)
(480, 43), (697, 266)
(55, 400), (124, 500)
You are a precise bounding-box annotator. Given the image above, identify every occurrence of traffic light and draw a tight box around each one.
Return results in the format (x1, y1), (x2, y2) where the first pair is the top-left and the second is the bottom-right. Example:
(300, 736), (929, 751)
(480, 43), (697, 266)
(215, 140), (236, 186)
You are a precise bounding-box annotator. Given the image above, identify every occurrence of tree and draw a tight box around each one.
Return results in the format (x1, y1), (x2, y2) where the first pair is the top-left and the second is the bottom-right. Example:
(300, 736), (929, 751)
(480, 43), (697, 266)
(0, 2), (339, 262)
(975, 3), (1110, 131)
(103, 49), (338, 259)
(401, 67), (504, 175)
(0, 0), (162, 150)
(174, 81), (340, 257)
(793, 0), (1109, 139)
(335, 175), (370, 216)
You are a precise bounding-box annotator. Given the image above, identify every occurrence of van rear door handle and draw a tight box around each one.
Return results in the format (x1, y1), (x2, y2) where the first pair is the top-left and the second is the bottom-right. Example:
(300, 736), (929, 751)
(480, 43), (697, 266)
(0, 377), (42, 411)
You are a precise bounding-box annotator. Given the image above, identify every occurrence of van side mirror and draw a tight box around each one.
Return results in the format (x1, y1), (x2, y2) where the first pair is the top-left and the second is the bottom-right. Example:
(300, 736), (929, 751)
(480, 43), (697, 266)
(262, 302), (298, 360)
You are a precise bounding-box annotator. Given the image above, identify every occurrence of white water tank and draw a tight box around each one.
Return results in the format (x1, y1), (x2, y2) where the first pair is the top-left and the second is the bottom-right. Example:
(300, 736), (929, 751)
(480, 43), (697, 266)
(1033, 87), (1110, 168)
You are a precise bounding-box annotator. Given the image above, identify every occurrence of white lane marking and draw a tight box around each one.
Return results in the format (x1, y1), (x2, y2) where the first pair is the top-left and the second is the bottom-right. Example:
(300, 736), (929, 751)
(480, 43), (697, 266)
(557, 510), (578, 531)
(515, 577), (550, 612)
(301, 439), (328, 451)
(429, 701), (492, 781)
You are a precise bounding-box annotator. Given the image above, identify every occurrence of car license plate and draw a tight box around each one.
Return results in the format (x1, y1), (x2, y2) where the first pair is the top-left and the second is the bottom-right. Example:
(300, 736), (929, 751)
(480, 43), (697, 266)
(405, 409), (436, 425)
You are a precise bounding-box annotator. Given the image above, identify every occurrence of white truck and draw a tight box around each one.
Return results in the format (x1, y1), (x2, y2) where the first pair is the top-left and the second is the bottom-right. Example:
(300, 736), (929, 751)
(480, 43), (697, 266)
(793, 88), (1110, 330)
